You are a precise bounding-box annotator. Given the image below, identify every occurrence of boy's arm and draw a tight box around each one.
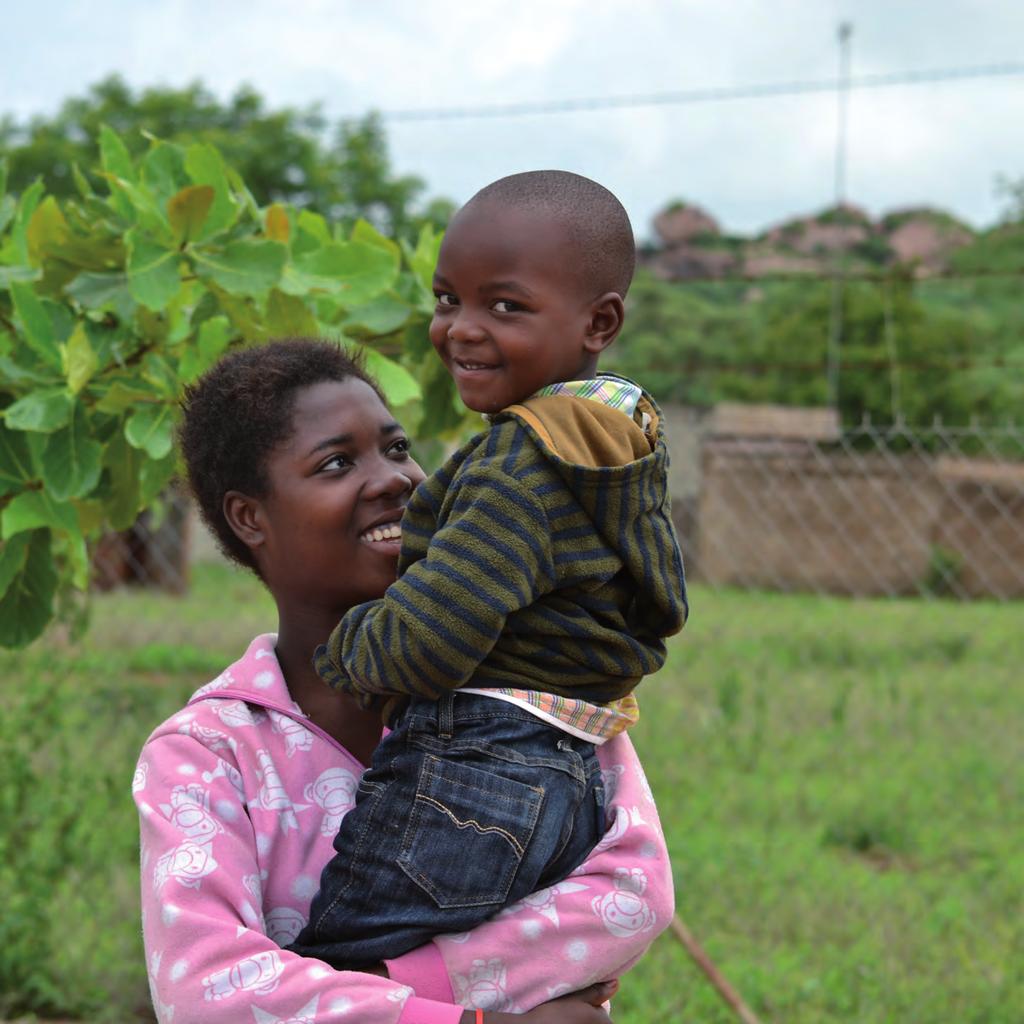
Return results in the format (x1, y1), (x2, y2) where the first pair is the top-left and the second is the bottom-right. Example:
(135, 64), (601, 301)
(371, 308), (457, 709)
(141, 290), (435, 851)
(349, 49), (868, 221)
(317, 460), (555, 700)
(386, 733), (675, 1009)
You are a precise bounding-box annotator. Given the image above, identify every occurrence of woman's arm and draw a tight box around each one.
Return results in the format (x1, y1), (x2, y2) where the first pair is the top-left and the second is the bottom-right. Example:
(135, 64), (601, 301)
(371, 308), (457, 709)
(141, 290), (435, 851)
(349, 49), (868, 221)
(386, 732), (674, 1011)
(135, 729), (461, 1024)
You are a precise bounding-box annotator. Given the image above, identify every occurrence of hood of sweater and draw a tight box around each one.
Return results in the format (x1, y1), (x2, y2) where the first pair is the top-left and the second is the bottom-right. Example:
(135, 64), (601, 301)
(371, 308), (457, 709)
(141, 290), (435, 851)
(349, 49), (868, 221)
(495, 385), (687, 638)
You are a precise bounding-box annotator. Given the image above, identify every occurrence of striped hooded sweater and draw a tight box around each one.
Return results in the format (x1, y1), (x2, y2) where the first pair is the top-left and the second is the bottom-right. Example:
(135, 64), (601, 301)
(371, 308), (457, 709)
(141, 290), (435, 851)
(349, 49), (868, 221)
(316, 383), (688, 714)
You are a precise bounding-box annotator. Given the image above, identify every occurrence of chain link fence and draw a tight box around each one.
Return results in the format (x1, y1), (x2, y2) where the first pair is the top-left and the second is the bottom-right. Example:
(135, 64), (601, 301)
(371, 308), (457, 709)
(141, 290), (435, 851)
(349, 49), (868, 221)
(92, 407), (1024, 602)
(670, 406), (1024, 601)
(91, 486), (194, 594)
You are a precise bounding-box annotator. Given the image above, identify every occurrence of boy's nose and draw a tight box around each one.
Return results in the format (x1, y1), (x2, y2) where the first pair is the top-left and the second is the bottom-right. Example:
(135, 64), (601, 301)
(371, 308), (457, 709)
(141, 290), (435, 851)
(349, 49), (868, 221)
(447, 310), (487, 344)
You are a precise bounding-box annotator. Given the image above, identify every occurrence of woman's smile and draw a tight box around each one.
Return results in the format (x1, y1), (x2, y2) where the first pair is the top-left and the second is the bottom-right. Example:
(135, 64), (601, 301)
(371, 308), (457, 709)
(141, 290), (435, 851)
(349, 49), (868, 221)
(358, 519), (403, 547)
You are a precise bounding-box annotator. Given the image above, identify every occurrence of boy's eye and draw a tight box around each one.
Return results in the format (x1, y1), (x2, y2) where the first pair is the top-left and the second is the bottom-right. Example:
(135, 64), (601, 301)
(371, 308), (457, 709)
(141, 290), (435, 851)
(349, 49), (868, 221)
(434, 292), (458, 307)
(492, 299), (523, 313)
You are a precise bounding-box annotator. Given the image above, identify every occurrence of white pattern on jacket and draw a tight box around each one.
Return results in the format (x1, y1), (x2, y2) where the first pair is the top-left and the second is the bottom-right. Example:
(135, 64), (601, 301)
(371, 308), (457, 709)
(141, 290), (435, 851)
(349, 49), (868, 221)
(135, 635), (674, 1024)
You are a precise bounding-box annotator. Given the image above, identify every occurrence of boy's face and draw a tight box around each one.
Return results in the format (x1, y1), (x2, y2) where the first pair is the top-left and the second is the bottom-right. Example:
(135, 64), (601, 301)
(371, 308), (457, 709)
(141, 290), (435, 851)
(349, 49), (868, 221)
(429, 202), (604, 414)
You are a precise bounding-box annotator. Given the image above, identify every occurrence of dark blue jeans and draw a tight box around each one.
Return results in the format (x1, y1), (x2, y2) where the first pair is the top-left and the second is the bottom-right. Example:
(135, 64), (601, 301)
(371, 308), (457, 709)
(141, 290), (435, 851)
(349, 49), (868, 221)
(287, 691), (605, 968)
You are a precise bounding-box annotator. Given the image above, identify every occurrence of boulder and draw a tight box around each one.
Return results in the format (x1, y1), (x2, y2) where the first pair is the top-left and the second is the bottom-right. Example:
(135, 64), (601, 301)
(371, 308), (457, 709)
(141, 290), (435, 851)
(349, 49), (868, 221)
(653, 202), (720, 246)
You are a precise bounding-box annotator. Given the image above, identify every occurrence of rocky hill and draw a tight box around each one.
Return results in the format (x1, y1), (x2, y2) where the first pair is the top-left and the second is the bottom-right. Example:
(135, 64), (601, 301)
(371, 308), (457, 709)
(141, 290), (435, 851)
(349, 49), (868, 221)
(643, 200), (976, 281)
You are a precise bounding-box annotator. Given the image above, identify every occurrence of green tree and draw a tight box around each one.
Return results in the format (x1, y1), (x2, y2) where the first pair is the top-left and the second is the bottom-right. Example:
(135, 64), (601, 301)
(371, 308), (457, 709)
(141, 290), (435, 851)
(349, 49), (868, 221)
(996, 173), (1024, 223)
(0, 77), (451, 239)
(0, 130), (471, 649)
(609, 268), (1021, 427)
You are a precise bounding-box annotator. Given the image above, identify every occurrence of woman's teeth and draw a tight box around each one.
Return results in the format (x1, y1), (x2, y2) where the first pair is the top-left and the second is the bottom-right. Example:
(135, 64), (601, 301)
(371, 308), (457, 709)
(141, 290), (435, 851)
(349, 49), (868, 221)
(362, 524), (401, 543)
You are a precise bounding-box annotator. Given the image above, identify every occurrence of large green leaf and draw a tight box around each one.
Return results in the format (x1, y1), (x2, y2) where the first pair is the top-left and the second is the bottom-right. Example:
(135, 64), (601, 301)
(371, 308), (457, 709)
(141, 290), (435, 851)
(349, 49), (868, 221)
(106, 176), (174, 241)
(71, 161), (94, 199)
(265, 204), (290, 243)
(266, 288), (318, 337)
(352, 218), (401, 261)
(8, 179), (44, 264)
(126, 229), (181, 310)
(65, 270), (133, 312)
(98, 124), (135, 184)
(124, 403), (175, 459)
(94, 379), (165, 414)
(0, 423), (34, 496)
(9, 281), (61, 367)
(39, 401), (103, 501)
(1, 489), (79, 539)
(0, 264), (41, 288)
(0, 529), (58, 648)
(418, 358), (469, 438)
(168, 184), (215, 244)
(184, 143), (238, 239)
(280, 241), (398, 304)
(26, 196), (70, 264)
(400, 318), (435, 361)
(359, 346), (421, 407)
(178, 315), (232, 384)
(3, 388), (73, 433)
(403, 223), (442, 294)
(342, 295), (412, 338)
(0, 356), (55, 388)
(139, 450), (177, 506)
(192, 239), (286, 297)
(0, 194), (15, 236)
(102, 431), (143, 530)
(98, 124), (136, 220)
(63, 323), (99, 394)
(296, 209), (331, 247)
(141, 141), (189, 204)
(0, 531), (29, 600)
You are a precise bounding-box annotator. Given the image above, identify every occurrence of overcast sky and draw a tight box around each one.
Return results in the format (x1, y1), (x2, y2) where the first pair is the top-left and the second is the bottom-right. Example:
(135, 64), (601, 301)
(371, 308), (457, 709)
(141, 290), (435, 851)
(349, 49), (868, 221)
(2, 1), (1022, 240)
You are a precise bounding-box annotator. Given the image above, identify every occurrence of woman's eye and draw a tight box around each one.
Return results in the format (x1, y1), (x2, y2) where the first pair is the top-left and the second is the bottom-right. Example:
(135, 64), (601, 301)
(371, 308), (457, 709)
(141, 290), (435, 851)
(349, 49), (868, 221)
(434, 292), (458, 307)
(388, 438), (411, 457)
(318, 454), (351, 472)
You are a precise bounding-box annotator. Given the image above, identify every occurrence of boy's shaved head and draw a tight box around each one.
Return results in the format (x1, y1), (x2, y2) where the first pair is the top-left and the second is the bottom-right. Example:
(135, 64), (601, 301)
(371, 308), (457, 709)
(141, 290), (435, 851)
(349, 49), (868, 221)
(458, 170), (636, 298)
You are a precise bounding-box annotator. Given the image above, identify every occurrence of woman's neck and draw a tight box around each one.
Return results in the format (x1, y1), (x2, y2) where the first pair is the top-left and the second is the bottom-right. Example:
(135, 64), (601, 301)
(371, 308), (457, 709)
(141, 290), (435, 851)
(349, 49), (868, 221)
(274, 610), (383, 768)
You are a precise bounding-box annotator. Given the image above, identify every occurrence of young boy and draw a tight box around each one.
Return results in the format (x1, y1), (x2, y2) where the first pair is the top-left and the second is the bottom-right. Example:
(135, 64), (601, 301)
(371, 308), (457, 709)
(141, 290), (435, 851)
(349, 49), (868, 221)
(288, 170), (687, 969)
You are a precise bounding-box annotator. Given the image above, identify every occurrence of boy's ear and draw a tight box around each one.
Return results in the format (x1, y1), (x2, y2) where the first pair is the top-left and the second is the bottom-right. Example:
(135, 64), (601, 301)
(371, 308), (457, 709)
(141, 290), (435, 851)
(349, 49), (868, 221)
(223, 490), (267, 552)
(584, 292), (626, 355)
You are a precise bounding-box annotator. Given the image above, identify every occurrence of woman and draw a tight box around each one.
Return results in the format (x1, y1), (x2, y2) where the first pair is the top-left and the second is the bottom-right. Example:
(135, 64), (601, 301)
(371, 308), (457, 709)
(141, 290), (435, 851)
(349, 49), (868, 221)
(135, 339), (674, 1024)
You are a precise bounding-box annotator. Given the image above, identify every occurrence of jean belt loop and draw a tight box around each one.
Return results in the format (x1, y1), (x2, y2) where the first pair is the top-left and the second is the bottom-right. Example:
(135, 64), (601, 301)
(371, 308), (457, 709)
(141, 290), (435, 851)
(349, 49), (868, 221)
(438, 692), (454, 739)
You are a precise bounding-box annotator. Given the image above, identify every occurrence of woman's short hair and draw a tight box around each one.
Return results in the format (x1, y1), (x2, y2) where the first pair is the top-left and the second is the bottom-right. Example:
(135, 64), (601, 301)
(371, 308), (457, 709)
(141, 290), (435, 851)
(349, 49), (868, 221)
(179, 338), (383, 572)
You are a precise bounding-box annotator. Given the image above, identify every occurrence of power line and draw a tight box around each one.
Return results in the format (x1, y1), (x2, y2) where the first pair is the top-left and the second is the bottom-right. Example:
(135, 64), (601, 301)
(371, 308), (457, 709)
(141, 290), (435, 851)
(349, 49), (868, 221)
(637, 266), (1024, 284)
(632, 355), (1024, 375)
(365, 61), (1024, 123)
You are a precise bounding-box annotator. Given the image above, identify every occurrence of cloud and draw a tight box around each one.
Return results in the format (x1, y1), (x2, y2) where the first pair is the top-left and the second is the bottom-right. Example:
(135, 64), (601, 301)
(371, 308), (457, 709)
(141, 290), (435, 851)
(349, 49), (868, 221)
(2, 0), (1022, 233)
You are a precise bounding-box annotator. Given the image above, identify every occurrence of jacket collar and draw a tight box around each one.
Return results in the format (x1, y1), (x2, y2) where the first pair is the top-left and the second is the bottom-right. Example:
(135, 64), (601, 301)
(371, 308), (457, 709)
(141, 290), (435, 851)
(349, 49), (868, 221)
(187, 633), (300, 718)
(186, 634), (366, 766)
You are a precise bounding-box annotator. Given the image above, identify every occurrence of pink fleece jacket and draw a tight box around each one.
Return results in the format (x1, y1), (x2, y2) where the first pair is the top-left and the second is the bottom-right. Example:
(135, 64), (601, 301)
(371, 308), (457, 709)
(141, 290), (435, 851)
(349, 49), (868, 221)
(134, 635), (674, 1023)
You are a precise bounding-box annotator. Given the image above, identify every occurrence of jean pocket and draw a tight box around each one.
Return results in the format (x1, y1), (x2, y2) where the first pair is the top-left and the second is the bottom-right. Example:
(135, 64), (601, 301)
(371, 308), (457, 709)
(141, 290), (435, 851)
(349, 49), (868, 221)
(397, 753), (543, 909)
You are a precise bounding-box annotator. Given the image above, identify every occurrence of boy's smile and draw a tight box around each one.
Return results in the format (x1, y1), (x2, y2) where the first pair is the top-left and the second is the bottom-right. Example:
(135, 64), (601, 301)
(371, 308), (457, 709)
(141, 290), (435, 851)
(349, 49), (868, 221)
(429, 202), (614, 414)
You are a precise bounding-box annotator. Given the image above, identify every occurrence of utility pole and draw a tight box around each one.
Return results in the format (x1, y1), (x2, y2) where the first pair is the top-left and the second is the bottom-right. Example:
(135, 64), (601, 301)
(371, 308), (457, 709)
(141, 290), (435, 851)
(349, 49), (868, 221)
(827, 21), (853, 412)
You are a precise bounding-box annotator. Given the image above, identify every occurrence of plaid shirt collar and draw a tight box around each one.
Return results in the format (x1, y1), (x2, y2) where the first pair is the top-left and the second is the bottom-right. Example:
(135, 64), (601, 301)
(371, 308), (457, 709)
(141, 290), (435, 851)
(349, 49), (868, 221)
(530, 374), (642, 417)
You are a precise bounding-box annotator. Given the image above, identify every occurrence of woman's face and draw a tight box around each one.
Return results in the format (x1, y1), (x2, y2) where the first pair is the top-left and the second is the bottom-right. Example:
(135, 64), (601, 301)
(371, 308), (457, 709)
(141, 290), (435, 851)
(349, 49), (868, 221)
(254, 377), (426, 615)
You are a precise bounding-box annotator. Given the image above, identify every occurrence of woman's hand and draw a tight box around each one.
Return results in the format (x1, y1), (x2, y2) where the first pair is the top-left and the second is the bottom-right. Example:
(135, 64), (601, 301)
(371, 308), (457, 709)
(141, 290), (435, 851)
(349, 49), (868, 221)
(460, 979), (618, 1024)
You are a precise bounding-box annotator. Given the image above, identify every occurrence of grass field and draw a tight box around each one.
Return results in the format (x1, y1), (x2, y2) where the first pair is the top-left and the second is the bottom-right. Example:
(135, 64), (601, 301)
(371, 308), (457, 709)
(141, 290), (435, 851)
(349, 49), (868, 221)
(2, 563), (1021, 1023)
